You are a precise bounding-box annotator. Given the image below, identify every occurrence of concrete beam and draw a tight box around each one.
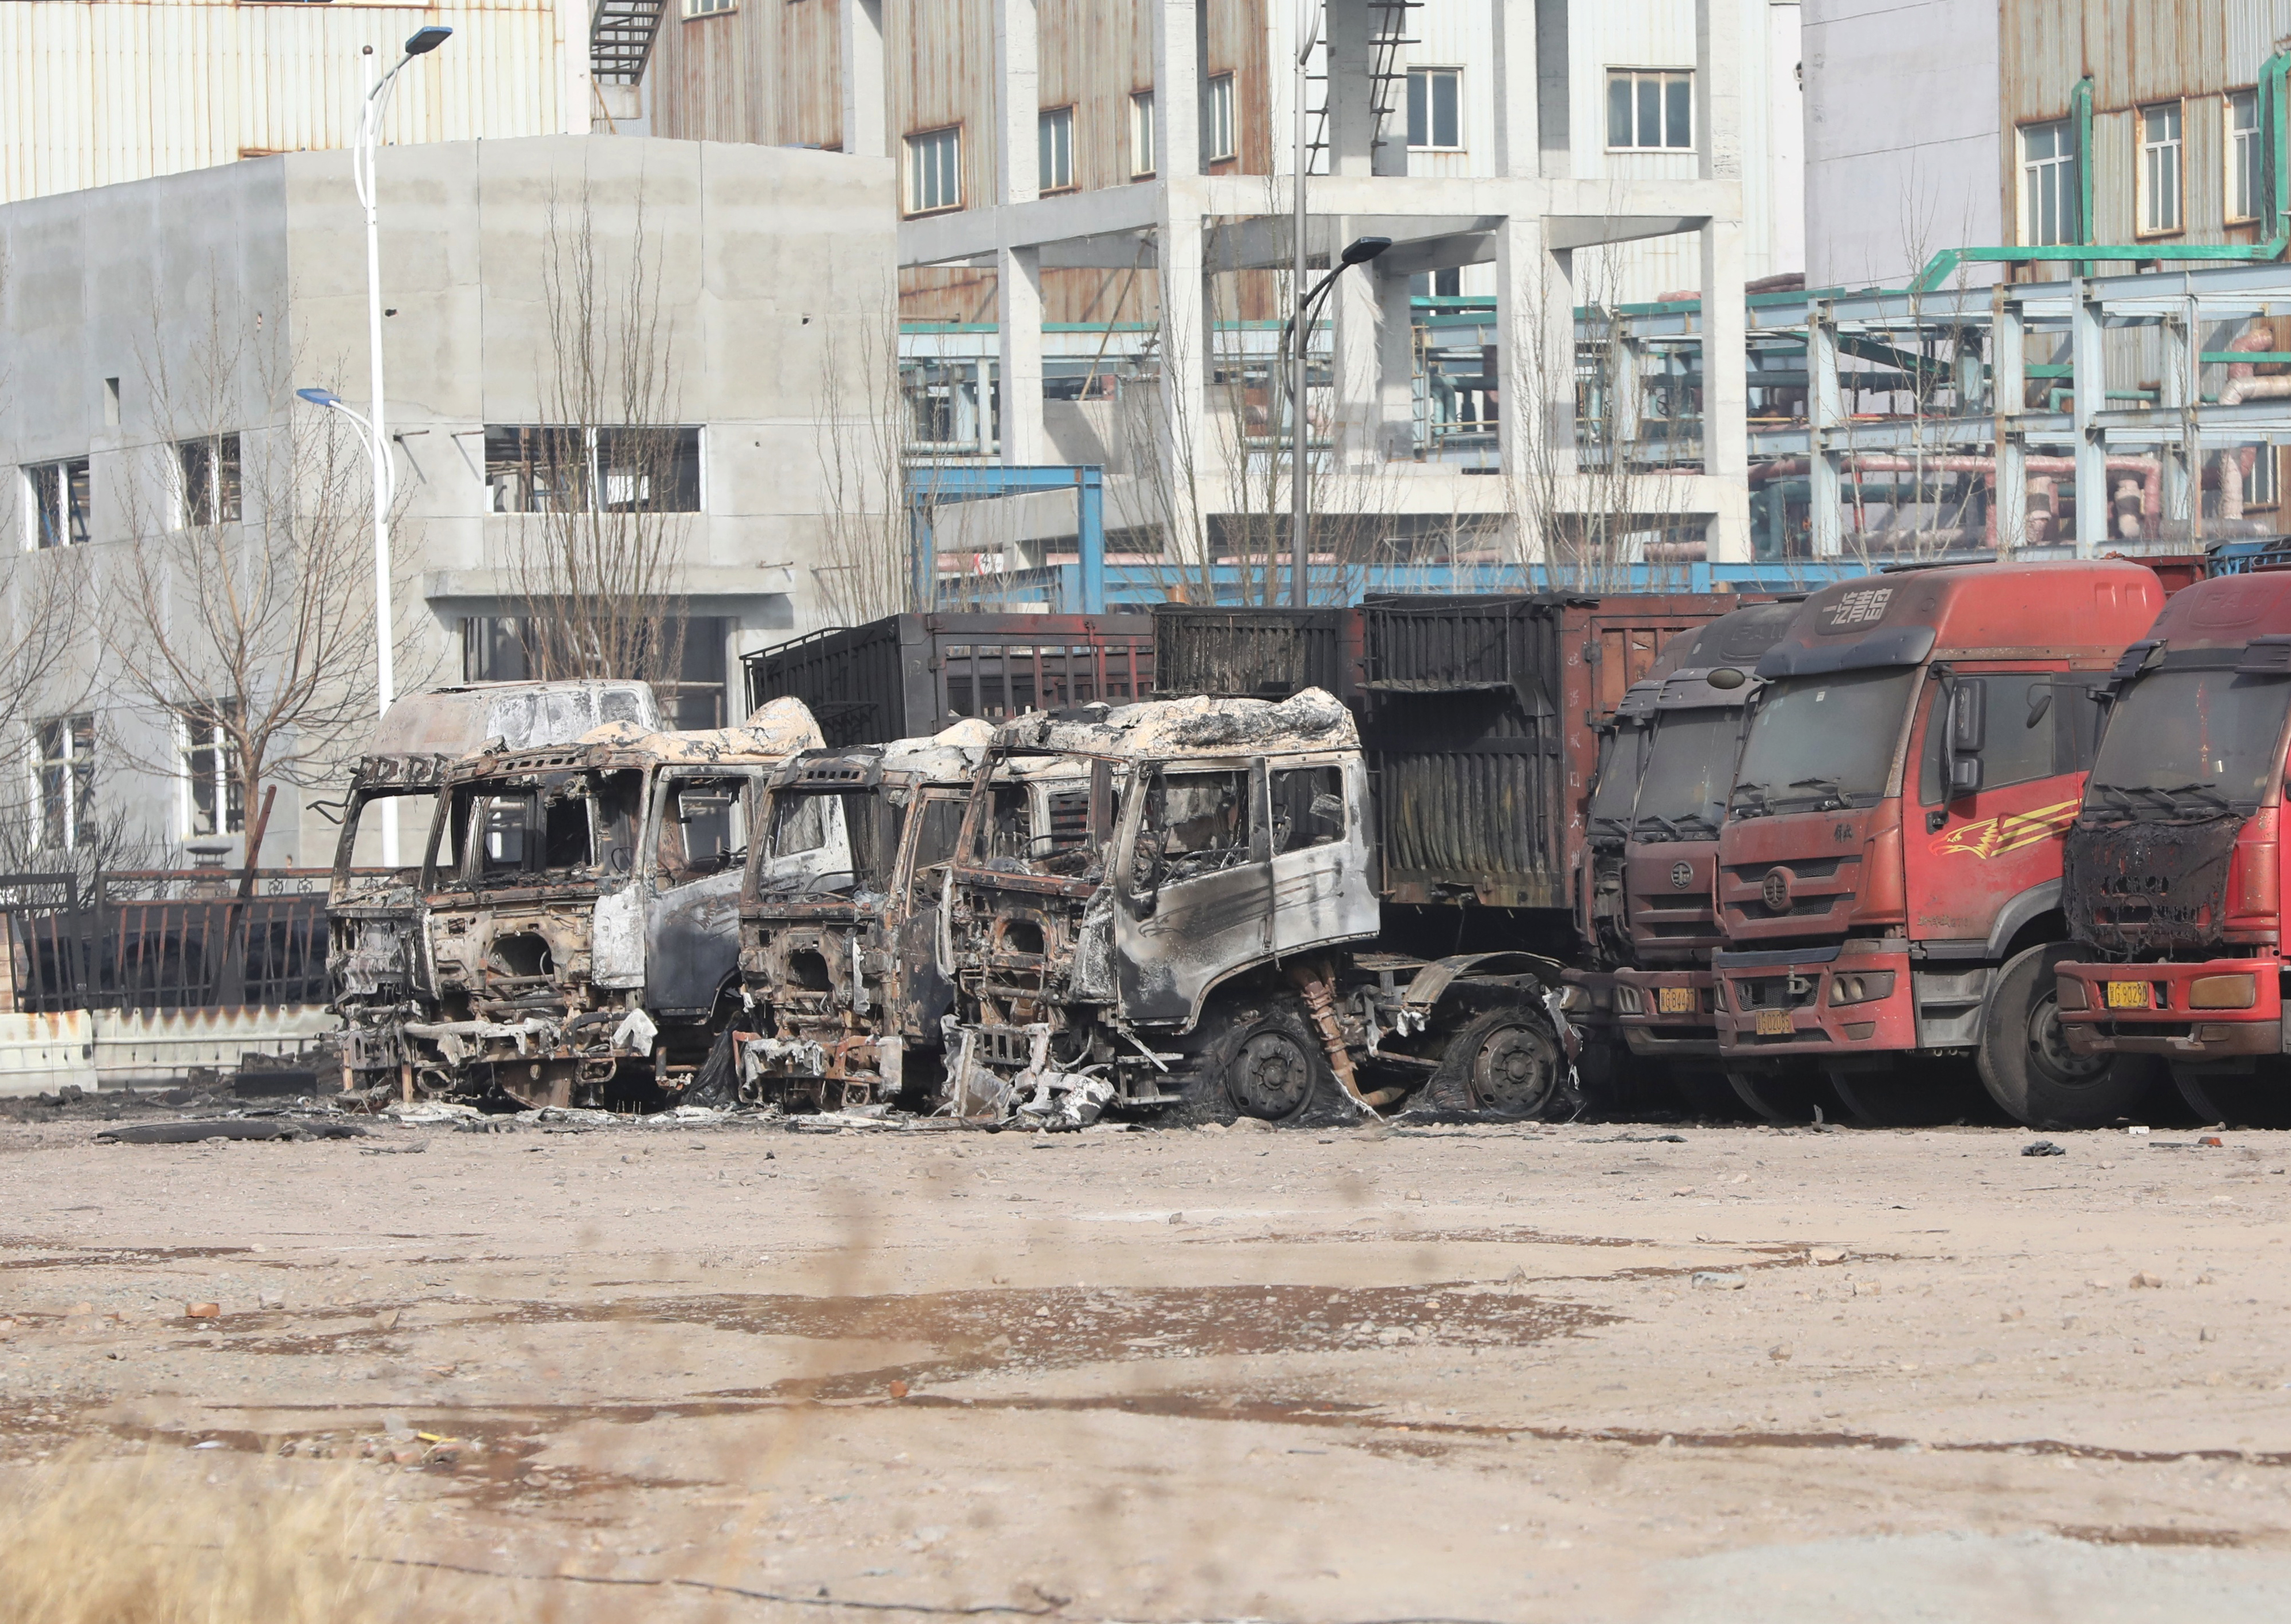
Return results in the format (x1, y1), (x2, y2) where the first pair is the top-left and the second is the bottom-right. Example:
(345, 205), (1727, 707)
(1700, 217), (1750, 561)
(839, 0), (886, 159)
(1491, 0), (1538, 178)
(1154, 0), (1201, 181)
(1156, 205), (1208, 563)
(994, 0), (1040, 207)
(998, 246), (1047, 463)
(1377, 269), (1417, 459)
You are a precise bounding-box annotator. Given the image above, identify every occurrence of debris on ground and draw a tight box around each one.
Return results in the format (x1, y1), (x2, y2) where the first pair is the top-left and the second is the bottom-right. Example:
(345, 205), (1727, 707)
(1689, 1271), (1747, 1290)
(95, 1117), (368, 1144)
(2022, 1140), (2066, 1157)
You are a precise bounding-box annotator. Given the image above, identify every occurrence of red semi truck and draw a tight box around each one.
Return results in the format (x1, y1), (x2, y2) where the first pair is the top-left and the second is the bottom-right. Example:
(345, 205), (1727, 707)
(1707, 561), (2168, 1127)
(2054, 568), (2291, 1128)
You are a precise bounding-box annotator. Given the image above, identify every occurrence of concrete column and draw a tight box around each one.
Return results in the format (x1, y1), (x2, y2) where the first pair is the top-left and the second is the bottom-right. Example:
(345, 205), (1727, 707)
(998, 246), (1048, 463)
(1377, 270), (1417, 459)
(2160, 295), (2197, 535)
(1327, 0), (1378, 177)
(994, 0), (1040, 206)
(1495, 214), (1574, 517)
(839, 0), (886, 158)
(1992, 290), (2027, 553)
(1330, 241), (1382, 466)
(1694, 0), (1742, 184)
(1153, 0), (1200, 180)
(2071, 278), (2106, 557)
(1535, 0), (1570, 178)
(1700, 218), (1750, 561)
(1808, 302), (1843, 557)
(1157, 207), (1208, 563)
(1491, 0), (1538, 177)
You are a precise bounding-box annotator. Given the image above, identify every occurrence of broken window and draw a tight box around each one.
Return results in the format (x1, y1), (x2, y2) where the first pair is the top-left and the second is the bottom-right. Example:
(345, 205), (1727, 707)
(482, 425), (701, 515)
(656, 773), (750, 884)
(458, 771), (640, 887)
(1146, 769), (1253, 881)
(33, 713), (94, 851)
(1270, 765), (1344, 854)
(24, 459), (90, 549)
(907, 795), (967, 904)
(177, 434), (242, 527)
(178, 701), (245, 837)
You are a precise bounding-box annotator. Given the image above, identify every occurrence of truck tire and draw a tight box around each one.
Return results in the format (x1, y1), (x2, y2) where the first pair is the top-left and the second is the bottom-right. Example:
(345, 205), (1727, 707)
(2171, 1063), (2291, 1129)
(1668, 1064), (1751, 1120)
(1183, 1000), (1334, 1125)
(1824, 1056), (1991, 1128)
(1977, 943), (2157, 1128)
(1424, 1001), (1563, 1119)
(1726, 1063), (1844, 1125)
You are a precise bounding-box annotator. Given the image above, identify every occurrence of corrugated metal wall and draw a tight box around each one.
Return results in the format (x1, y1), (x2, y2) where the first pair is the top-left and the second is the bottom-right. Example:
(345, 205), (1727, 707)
(648, 0), (844, 150)
(0, 0), (581, 206)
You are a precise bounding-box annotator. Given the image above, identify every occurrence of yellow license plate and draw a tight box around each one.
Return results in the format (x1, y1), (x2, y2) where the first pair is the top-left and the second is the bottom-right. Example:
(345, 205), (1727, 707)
(2104, 981), (2152, 1010)
(1755, 1009), (1793, 1036)
(1657, 986), (1696, 1015)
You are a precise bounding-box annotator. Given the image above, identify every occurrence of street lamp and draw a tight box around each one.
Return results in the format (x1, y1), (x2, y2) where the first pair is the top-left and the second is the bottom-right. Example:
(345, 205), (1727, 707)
(1284, 234), (1389, 608)
(343, 25), (451, 865)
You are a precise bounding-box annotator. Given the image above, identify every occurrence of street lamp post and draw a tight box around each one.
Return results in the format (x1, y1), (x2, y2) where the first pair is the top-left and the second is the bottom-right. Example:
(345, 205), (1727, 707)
(342, 23), (450, 865)
(1283, 234), (1390, 608)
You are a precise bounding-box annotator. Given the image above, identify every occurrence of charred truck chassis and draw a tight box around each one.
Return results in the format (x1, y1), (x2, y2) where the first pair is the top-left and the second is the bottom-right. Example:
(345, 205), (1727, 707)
(938, 693), (1576, 1128)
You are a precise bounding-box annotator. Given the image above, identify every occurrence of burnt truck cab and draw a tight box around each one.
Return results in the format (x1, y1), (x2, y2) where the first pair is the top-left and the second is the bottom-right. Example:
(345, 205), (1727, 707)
(410, 698), (821, 1108)
(2056, 570), (2291, 1127)
(328, 680), (658, 1094)
(1609, 602), (1800, 1080)
(734, 719), (1047, 1110)
(1709, 562), (2165, 1128)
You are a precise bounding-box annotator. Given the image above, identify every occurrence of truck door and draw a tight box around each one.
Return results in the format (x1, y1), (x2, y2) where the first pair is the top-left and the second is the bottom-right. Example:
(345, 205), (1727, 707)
(897, 792), (968, 1034)
(1903, 670), (2095, 945)
(1269, 757), (1380, 957)
(644, 770), (758, 1020)
(1114, 762), (1273, 1025)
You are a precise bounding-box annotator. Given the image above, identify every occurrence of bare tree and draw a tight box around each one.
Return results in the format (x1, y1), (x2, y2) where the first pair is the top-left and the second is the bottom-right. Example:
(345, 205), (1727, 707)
(102, 288), (383, 865)
(499, 182), (692, 704)
(812, 271), (920, 622)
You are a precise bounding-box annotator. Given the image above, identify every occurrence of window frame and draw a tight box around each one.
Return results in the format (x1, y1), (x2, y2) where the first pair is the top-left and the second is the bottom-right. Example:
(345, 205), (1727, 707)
(1406, 66), (1463, 151)
(2018, 117), (2078, 248)
(177, 702), (246, 839)
(481, 424), (703, 515)
(682, 0), (736, 14)
(1204, 72), (1237, 164)
(1037, 104), (1075, 194)
(2245, 444), (2280, 512)
(2136, 98), (2185, 239)
(1603, 67), (1693, 153)
(176, 433), (242, 528)
(2227, 88), (2262, 225)
(32, 713), (95, 853)
(905, 124), (963, 216)
(1130, 89), (1156, 178)
(23, 457), (90, 550)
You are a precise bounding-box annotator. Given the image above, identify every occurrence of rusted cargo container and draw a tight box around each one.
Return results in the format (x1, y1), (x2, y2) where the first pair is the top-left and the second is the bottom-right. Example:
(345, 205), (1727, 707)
(1149, 605), (1360, 704)
(1361, 594), (1766, 914)
(743, 613), (1156, 748)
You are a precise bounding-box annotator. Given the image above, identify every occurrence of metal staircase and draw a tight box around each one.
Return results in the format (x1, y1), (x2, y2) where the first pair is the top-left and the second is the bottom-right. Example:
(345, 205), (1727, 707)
(590, 0), (667, 86)
(1299, 0), (1419, 176)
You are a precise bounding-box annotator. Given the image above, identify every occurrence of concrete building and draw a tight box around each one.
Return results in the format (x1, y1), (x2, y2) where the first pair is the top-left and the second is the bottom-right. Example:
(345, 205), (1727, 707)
(1, 0), (602, 207)
(629, 0), (1799, 571)
(0, 135), (896, 871)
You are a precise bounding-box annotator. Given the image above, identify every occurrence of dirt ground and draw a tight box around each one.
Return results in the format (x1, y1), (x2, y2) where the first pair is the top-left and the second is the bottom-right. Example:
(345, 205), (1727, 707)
(5, 1108), (2291, 1622)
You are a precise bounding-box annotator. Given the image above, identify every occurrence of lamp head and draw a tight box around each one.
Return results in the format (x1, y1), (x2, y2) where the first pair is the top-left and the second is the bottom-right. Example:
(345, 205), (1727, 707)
(404, 25), (453, 56)
(295, 387), (341, 408)
(1340, 235), (1392, 266)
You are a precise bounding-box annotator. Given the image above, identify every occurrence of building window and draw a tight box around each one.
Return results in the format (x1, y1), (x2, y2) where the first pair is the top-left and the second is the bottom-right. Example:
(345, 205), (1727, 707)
(465, 614), (731, 731)
(482, 425), (702, 515)
(1131, 90), (1156, 177)
(2228, 89), (2262, 223)
(2246, 446), (2279, 512)
(2019, 119), (2077, 247)
(2138, 101), (2183, 235)
(1204, 73), (1236, 163)
(1407, 68), (1462, 150)
(24, 458), (90, 550)
(177, 434), (241, 527)
(179, 702), (245, 838)
(1038, 105), (1074, 192)
(906, 125), (961, 214)
(33, 714), (94, 852)
(1605, 69), (1691, 151)
(684, 0), (735, 12)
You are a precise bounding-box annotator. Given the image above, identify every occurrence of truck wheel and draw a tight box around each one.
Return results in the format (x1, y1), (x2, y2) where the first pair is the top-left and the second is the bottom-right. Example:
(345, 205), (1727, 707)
(1977, 943), (2155, 1128)
(1668, 1065), (1750, 1120)
(1726, 1063), (1844, 1125)
(1194, 1001), (1332, 1124)
(2172, 1063), (2291, 1129)
(1425, 1002), (1562, 1119)
(1825, 1057), (1989, 1128)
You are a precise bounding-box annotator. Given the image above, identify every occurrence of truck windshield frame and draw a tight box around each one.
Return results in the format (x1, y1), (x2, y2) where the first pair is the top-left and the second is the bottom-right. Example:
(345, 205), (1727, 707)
(1731, 668), (1920, 816)
(1587, 723), (1649, 837)
(1632, 708), (1741, 840)
(433, 769), (645, 892)
(759, 787), (898, 896)
(2086, 664), (2291, 818)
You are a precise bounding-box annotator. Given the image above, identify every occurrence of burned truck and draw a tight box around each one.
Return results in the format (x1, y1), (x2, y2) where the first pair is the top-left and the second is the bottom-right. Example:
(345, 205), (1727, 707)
(939, 690), (1573, 1127)
(329, 680), (659, 1097)
(408, 699), (821, 1109)
(733, 720), (1097, 1110)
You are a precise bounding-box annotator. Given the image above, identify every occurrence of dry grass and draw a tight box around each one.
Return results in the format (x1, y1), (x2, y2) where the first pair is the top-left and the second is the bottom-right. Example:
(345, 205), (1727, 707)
(0, 1447), (497, 1624)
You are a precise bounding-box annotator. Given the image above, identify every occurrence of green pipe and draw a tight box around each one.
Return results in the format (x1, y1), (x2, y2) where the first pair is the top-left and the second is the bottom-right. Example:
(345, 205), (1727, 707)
(1909, 53), (2291, 294)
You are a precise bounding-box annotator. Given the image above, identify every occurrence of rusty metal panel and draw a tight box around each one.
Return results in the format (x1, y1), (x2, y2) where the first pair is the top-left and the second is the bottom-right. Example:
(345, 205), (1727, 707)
(2091, 106), (2136, 243)
(888, 0), (994, 212)
(1151, 605), (1356, 702)
(650, 0), (845, 149)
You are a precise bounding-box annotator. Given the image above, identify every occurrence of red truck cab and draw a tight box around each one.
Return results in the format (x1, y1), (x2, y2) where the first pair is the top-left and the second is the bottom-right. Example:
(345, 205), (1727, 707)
(1608, 602), (1802, 1112)
(1709, 562), (2166, 1127)
(2054, 568), (2291, 1128)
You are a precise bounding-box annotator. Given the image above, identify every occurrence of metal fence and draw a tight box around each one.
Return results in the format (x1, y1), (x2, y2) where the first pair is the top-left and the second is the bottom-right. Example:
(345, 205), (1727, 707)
(0, 870), (334, 1016)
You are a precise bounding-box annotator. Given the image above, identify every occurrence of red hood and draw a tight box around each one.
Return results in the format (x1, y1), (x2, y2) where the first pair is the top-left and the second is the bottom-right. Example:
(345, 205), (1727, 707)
(1717, 804), (1900, 946)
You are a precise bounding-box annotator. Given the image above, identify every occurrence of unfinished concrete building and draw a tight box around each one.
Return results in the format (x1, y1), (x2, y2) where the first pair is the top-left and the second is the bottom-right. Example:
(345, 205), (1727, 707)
(629, 0), (1799, 582)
